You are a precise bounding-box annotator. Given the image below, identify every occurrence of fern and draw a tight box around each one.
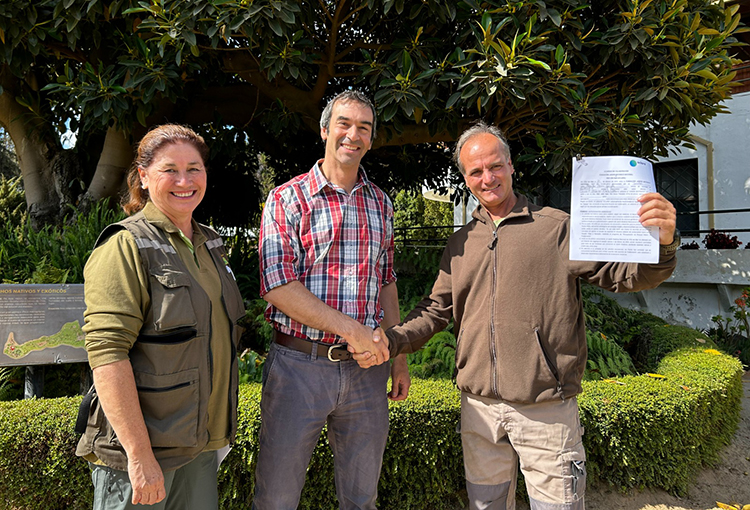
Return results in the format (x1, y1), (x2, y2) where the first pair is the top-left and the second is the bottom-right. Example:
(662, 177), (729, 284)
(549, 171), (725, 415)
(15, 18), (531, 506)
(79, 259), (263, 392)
(584, 330), (636, 381)
(407, 331), (456, 379)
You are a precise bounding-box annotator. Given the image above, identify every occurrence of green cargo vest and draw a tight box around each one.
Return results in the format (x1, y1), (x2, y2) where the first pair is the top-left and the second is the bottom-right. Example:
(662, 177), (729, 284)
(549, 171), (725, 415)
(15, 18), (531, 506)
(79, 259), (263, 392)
(75, 210), (245, 472)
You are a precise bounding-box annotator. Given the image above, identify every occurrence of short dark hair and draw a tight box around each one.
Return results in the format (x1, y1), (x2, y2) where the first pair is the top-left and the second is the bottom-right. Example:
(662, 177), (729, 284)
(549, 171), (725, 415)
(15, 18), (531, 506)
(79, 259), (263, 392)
(453, 121), (511, 174)
(320, 90), (377, 140)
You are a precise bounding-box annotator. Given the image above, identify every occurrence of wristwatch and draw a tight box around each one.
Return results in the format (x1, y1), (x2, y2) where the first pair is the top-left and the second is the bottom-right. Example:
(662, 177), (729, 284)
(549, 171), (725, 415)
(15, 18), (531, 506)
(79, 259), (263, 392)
(660, 229), (681, 256)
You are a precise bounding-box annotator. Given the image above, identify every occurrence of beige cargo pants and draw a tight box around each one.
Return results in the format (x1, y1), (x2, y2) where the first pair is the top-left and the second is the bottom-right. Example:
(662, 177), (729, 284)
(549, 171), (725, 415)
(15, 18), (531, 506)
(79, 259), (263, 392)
(461, 393), (586, 510)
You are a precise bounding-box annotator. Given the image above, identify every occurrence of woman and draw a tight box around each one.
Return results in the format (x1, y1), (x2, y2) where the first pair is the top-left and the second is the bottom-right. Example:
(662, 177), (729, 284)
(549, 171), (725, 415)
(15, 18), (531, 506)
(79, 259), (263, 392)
(75, 125), (245, 509)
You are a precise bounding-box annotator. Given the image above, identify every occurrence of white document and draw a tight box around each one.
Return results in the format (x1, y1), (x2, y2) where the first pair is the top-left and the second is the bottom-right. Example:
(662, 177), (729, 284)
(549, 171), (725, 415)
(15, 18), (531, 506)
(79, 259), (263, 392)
(570, 156), (659, 263)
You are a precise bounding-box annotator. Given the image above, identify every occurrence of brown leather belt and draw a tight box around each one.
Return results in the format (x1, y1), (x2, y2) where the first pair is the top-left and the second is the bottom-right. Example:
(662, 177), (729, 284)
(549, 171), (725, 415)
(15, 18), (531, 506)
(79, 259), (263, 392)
(272, 329), (352, 362)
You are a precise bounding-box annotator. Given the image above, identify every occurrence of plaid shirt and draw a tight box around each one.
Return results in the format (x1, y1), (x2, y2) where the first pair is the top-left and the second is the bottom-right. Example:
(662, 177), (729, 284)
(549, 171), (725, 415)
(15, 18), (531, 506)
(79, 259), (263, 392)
(259, 161), (396, 343)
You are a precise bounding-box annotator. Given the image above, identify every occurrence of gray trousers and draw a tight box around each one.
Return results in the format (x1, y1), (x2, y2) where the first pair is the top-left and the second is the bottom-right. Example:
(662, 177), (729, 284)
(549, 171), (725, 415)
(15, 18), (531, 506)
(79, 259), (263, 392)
(252, 341), (390, 510)
(91, 450), (218, 510)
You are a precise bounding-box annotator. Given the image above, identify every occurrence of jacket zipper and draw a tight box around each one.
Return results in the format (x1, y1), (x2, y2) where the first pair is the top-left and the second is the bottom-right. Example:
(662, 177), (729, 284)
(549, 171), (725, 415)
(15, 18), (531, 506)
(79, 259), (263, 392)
(489, 227), (498, 399)
(534, 327), (564, 400)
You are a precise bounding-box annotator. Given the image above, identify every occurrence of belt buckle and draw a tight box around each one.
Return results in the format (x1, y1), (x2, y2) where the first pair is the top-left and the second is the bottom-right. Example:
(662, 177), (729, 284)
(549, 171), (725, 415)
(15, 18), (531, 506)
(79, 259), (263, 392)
(327, 344), (347, 362)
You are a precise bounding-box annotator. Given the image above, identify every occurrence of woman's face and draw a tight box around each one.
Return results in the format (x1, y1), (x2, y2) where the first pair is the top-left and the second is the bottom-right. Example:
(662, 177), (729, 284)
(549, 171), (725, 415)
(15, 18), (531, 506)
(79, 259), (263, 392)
(138, 142), (207, 227)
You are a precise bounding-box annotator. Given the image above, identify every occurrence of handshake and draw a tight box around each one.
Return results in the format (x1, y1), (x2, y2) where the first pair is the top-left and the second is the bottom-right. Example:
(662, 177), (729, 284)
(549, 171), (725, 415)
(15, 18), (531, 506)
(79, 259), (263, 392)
(344, 324), (390, 369)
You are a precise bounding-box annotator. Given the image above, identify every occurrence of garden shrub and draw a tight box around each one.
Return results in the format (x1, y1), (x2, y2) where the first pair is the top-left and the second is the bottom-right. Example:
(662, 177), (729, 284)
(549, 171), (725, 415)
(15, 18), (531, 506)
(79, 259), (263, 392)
(0, 396), (91, 509)
(579, 348), (743, 496)
(640, 322), (716, 372)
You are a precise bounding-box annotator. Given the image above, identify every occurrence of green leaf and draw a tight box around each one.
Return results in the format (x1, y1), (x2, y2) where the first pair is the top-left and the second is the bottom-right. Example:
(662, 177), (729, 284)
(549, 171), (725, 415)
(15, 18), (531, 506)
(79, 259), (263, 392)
(705, 36), (724, 52)
(535, 133), (545, 149)
(509, 87), (526, 100)
(229, 15), (245, 31)
(382, 103), (398, 122)
(402, 50), (413, 74)
(268, 17), (283, 37)
(548, 8), (562, 27)
(619, 96), (631, 112)
(122, 7), (149, 14)
(247, 4), (265, 16)
(590, 87), (609, 101)
(525, 58), (551, 71)
(445, 91), (462, 108)
(481, 12), (491, 32)
(276, 9), (295, 25)
(555, 44), (564, 66)
(136, 107), (147, 127)
(40, 83), (62, 92)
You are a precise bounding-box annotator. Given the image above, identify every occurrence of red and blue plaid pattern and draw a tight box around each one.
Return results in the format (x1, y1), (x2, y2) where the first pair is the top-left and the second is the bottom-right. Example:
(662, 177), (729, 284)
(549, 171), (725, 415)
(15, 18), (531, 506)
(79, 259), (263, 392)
(259, 161), (396, 344)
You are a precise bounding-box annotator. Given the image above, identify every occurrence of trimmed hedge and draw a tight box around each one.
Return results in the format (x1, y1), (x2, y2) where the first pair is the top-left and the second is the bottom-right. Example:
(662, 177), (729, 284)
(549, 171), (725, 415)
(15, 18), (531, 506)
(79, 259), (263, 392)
(579, 348), (744, 495)
(0, 350), (743, 509)
(0, 396), (91, 509)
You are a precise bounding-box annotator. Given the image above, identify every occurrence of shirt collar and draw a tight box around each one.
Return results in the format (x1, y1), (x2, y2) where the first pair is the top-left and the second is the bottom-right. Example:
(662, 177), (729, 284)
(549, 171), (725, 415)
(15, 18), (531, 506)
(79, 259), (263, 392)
(309, 159), (371, 196)
(141, 201), (206, 248)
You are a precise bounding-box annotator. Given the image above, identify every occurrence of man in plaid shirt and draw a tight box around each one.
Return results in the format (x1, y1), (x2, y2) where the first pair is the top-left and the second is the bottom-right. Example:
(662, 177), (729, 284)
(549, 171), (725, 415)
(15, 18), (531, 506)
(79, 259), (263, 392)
(253, 90), (410, 510)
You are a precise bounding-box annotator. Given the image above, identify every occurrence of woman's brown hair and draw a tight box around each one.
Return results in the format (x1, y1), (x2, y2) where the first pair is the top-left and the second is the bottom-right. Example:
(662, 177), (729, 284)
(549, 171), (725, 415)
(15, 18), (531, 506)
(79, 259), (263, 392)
(122, 124), (209, 215)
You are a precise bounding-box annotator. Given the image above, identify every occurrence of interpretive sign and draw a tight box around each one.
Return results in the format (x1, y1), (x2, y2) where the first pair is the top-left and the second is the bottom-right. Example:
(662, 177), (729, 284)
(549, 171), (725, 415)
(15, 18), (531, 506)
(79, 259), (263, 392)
(0, 284), (87, 366)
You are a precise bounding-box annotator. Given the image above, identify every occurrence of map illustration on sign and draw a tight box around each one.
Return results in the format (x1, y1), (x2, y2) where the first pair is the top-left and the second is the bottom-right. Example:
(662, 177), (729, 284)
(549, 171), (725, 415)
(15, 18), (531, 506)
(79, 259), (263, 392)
(4, 320), (85, 360)
(0, 284), (87, 366)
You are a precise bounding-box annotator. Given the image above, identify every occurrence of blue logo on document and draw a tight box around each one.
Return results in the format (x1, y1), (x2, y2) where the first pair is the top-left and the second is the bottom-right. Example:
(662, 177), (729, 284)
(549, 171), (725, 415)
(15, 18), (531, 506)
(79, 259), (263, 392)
(629, 160), (637, 167)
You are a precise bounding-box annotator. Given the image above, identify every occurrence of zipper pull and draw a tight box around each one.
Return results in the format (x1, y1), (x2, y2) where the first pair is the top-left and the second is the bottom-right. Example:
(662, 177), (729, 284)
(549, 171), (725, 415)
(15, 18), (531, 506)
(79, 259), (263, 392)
(488, 230), (498, 250)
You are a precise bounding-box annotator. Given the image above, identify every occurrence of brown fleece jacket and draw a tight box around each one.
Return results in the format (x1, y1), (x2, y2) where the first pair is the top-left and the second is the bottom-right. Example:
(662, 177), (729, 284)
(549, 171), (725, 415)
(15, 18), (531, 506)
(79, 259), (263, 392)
(387, 194), (676, 403)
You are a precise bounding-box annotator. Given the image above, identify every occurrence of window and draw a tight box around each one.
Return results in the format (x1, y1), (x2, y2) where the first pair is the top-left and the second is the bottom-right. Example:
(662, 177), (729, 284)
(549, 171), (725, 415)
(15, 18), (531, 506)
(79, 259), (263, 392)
(653, 158), (699, 236)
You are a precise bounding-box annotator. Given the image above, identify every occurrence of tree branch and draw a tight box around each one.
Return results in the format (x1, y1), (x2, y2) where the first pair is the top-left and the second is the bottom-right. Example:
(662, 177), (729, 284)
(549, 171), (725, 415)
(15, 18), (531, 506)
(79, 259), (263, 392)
(220, 55), (321, 130)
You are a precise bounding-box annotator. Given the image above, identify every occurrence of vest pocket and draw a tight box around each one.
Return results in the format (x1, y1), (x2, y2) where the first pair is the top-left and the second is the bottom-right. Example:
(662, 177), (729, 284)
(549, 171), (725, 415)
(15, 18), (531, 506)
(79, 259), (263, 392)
(134, 369), (200, 448)
(138, 327), (197, 344)
(149, 265), (198, 332)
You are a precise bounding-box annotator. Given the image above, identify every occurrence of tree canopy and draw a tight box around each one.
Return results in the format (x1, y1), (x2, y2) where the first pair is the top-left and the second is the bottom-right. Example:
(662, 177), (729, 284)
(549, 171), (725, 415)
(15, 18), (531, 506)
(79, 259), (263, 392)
(0, 0), (746, 228)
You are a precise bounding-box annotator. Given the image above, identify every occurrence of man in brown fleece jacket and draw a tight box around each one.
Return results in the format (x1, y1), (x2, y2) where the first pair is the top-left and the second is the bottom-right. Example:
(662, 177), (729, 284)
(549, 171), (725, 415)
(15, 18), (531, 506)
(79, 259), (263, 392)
(360, 122), (678, 510)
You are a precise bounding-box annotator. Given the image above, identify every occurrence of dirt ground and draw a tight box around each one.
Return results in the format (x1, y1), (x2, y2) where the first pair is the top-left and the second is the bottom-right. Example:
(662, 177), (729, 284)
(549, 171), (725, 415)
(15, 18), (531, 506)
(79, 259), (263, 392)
(514, 372), (750, 510)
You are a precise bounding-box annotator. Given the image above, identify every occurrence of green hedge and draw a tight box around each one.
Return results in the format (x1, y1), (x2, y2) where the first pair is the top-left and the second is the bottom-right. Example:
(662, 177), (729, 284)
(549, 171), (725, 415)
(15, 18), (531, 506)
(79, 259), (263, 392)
(579, 348), (744, 495)
(0, 350), (743, 509)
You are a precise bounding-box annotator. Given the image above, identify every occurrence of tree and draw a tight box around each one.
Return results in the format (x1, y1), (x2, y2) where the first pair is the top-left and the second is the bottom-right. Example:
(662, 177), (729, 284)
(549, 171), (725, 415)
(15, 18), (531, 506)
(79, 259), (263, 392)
(0, 0), (746, 228)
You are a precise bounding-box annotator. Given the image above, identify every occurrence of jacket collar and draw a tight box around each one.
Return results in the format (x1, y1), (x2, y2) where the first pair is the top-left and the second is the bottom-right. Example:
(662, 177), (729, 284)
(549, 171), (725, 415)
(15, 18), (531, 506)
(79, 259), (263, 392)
(471, 193), (532, 225)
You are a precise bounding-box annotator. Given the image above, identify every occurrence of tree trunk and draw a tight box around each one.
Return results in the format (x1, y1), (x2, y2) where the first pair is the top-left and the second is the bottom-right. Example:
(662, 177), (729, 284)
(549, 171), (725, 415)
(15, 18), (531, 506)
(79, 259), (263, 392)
(78, 126), (132, 212)
(0, 68), (70, 228)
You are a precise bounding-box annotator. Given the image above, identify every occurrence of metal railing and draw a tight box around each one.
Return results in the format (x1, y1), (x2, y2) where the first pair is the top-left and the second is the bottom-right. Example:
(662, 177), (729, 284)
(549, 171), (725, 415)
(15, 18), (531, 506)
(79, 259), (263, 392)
(677, 207), (750, 237)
